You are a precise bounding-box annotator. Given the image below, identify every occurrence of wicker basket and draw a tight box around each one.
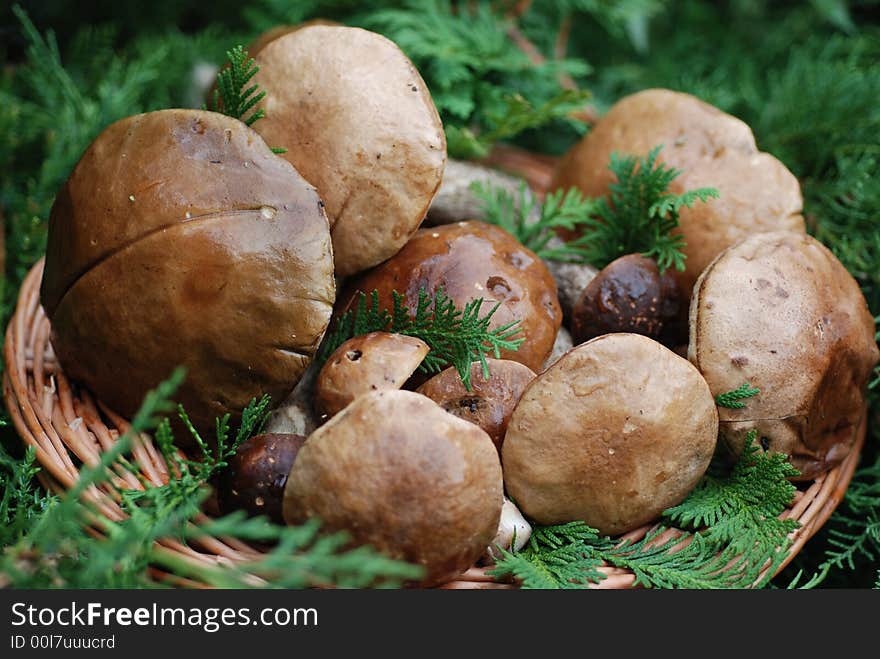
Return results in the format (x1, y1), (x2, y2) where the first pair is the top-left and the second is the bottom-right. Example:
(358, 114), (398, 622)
(1, 149), (867, 589)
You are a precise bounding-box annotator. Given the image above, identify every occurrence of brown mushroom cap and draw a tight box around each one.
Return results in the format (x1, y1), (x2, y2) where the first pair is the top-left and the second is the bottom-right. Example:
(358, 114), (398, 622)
(550, 88), (805, 294)
(249, 25), (446, 277)
(689, 231), (879, 479)
(503, 333), (718, 535)
(315, 332), (430, 417)
(340, 221), (562, 372)
(217, 433), (307, 523)
(416, 359), (536, 451)
(40, 109), (335, 437)
(283, 390), (503, 586)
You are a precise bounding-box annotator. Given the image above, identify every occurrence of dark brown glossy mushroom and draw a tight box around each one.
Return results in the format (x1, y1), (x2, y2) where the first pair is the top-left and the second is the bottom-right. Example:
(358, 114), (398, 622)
(570, 254), (685, 346)
(40, 109), (335, 441)
(340, 221), (562, 373)
(217, 433), (307, 523)
(416, 359), (535, 451)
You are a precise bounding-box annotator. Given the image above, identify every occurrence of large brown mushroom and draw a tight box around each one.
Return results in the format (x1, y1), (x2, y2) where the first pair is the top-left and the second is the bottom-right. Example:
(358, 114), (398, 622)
(502, 333), (718, 535)
(416, 358), (535, 451)
(40, 109), (335, 439)
(689, 231), (879, 479)
(340, 221), (562, 373)
(550, 88), (805, 294)
(248, 25), (446, 277)
(315, 332), (429, 418)
(283, 390), (503, 586)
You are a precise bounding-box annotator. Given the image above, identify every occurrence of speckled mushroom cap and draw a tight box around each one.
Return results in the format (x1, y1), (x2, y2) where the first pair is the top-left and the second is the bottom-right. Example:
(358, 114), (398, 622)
(689, 231), (879, 479)
(340, 221), (562, 373)
(41, 109), (335, 437)
(283, 390), (503, 586)
(550, 88), (805, 294)
(502, 333), (718, 536)
(249, 25), (447, 277)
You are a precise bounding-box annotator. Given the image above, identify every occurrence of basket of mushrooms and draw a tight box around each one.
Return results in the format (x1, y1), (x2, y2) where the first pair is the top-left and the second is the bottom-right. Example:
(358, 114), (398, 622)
(4, 24), (877, 589)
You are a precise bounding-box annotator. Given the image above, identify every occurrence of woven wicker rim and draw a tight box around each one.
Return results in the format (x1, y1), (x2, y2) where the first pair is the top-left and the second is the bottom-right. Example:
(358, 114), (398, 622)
(2, 257), (866, 589)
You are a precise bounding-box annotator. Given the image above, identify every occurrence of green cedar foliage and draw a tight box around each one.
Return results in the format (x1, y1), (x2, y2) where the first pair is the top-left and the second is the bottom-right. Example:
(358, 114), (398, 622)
(474, 146), (718, 272)
(317, 288), (524, 390)
(715, 383), (761, 409)
(491, 432), (799, 589)
(0, 370), (421, 588)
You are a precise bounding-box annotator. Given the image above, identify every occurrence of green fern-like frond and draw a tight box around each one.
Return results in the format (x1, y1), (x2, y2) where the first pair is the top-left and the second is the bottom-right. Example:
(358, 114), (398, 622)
(317, 288), (524, 390)
(663, 432), (799, 553)
(209, 45), (266, 126)
(715, 383), (761, 409)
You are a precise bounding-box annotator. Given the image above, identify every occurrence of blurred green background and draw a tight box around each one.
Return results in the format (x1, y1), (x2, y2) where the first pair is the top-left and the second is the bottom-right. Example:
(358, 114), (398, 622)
(1, 0), (879, 588)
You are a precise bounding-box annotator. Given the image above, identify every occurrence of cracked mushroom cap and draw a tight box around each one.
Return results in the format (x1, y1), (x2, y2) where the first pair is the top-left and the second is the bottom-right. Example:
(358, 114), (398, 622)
(340, 221), (562, 373)
(502, 333), (718, 535)
(315, 332), (430, 417)
(248, 25), (446, 277)
(40, 109), (335, 438)
(550, 88), (805, 294)
(416, 358), (536, 451)
(689, 231), (879, 479)
(283, 390), (503, 586)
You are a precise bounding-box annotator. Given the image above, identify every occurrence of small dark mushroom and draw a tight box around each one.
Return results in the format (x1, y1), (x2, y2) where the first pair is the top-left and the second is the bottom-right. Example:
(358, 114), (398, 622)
(217, 433), (307, 523)
(570, 254), (685, 346)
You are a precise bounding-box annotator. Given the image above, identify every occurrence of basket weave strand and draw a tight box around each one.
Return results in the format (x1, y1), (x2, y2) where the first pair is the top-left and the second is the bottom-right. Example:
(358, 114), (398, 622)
(2, 257), (866, 589)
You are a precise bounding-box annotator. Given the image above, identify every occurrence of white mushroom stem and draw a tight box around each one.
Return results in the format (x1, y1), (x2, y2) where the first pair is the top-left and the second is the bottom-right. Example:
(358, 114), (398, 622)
(544, 236), (599, 319)
(484, 497), (532, 562)
(264, 359), (322, 436)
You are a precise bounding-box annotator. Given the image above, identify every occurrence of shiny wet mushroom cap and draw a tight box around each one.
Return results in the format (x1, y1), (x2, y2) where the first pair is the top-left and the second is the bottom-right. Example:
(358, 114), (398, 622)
(340, 221), (562, 373)
(40, 109), (335, 439)
(689, 231), (879, 479)
(503, 333), (718, 536)
(283, 390), (503, 586)
(315, 332), (430, 418)
(248, 25), (446, 277)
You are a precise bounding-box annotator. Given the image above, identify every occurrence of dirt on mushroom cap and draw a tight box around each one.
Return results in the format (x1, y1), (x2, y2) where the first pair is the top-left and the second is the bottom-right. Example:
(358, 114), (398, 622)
(689, 230), (879, 479)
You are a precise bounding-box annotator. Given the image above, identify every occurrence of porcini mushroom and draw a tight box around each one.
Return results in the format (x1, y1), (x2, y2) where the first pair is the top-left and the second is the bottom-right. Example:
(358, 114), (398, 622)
(570, 253), (685, 347)
(689, 231), (879, 479)
(503, 333), (718, 535)
(341, 221), (562, 372)
(40, 109), (335, 438)
(217, 433), (307, 524)
(416, 358), (535, 451)
(283, 390), (503, 586)
(550, 88), (805, 294)
(248, 25), (447, 276)
(315, 332), (430, 418)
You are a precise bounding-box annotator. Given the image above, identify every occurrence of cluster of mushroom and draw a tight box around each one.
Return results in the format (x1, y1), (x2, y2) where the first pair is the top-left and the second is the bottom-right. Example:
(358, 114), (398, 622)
(40, 19), (878, 587)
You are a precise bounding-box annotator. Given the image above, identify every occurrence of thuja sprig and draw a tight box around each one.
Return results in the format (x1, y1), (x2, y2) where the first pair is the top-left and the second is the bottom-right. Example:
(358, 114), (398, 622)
(209, 45), (266, 126)
(475, 145), (719, 273)
(317, 287), (524, 390)
(715, 383), (761, 409)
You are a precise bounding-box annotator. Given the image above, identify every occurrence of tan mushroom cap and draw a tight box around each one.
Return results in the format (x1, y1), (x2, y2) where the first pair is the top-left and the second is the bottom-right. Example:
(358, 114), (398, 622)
(689, 231), (879, 479)
(503, 333), (718, 536)
(550, 88), (805, 294)
(340, 221), (562, 373)
(283, 390), (503, 586)
(416, 359), (536, 450)
(315, 332), (430, 417)
(250, 25), (447, 277)
(41, 109), (335, 437)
